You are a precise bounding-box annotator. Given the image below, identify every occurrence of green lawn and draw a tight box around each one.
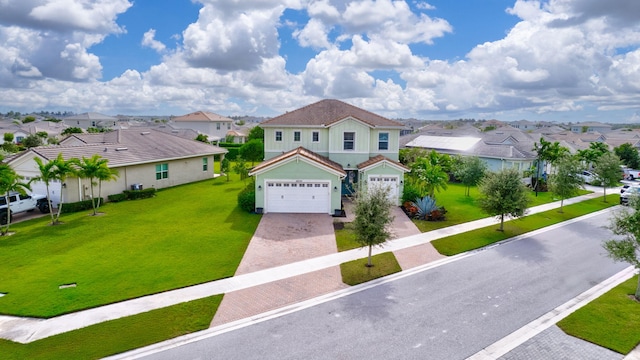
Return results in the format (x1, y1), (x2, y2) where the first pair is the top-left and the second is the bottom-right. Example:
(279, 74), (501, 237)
(1, 295), (222, 360)
(0, 174), (260, 317)
(558, 276), (640, 355)
(412, 182), (591, 232)
(432, 194), (618, 256)
(340, 252), (402, 286)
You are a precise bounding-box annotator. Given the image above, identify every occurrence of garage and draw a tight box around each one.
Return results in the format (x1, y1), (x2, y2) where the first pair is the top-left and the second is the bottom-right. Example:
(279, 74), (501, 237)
(368, 175), (399, 203)
(265, 181), (331, 213)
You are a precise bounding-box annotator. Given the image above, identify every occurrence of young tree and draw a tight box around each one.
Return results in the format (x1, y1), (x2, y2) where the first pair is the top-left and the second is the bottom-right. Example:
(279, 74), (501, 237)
(233, 156), (249, 183)
(195, 134), (209, 143)
(221, 158), (231, 181)
(453, 156), (487, 196)
(577, 142), (610, 169)
(353, 185), (395, 267)
(0, 164), (30, 234)
(593, 152), (622, 202)
(51, 154), (78, 223)
(478, 168), (530, 231)
(95, 161), (119, 211)
(604, 197), (640, 300)
(61, 127), (83, 136)
(399, 147), (428, 165)
(21, 134), (43, 148)
(614, 143), (640, 169)
(3, 133), (14, 143)
(238, 139), (264, 165)
(548, 156), (583, 212)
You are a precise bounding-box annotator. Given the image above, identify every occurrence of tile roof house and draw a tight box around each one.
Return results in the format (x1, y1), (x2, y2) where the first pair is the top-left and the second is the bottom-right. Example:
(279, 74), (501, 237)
(6, 129), (227, 206)
(249, 99), (409, 214)
(171, 111), (233, 142)
(63, 112), (120, 130)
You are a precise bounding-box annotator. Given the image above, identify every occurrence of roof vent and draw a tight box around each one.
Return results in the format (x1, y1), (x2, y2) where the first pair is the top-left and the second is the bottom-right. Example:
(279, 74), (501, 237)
(140, 131), (150, 135)
(116, 147), (128, 151)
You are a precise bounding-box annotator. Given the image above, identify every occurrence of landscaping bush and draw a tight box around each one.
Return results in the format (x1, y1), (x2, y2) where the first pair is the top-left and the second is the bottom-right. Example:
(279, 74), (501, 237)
(107, 193), (127, 202)
(218, 143), (243, 160)
(60, 198), (104, 214)
(237, 184), (256, 213)
(401, 182), (421, 203)
(124, 188), (156, 200)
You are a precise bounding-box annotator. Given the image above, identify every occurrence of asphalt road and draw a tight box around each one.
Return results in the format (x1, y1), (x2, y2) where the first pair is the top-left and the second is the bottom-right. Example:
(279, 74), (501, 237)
(138, 209), (628, 360)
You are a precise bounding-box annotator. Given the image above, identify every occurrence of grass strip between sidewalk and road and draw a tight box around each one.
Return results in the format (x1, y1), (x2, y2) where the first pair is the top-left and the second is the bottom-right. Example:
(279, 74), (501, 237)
(431, 194), (619, 256)
(341, 252), (402, 286)
(557, 275), (640, 355)
(0, 294), (223, 360)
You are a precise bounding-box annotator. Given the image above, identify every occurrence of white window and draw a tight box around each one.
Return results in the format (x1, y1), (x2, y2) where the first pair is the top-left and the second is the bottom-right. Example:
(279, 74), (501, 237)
(343, 132), (355, 150)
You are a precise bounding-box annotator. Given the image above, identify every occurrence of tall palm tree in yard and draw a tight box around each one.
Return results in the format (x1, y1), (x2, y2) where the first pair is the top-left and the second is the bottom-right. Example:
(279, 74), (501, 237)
(34, 157), (58, 224)
(0, 164), (31, 235)
(77, 155), (118, 215)
(52, 154), (78, 223)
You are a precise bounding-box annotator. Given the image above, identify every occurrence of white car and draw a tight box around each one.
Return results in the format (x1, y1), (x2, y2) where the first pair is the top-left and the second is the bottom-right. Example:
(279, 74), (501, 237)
(577, 170), (597, 184)
(620, 186), (640, 205)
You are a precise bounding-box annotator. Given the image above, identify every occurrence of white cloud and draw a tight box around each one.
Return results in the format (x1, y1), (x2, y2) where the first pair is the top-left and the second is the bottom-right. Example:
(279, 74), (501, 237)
(142, 29), (166, 53)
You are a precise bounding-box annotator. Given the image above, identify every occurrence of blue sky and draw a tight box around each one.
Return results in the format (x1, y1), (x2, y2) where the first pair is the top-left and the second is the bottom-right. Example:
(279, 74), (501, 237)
(0, 0), (639, 123)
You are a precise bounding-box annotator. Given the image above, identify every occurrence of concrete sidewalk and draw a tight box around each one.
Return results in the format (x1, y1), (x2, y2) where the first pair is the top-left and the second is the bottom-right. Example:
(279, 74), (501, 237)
(0, 190), (617, 344)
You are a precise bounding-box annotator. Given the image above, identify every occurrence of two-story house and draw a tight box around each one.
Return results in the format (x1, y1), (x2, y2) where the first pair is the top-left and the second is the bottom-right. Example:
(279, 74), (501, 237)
(249, 99), (408, 215)
(171, 111), (234, 141)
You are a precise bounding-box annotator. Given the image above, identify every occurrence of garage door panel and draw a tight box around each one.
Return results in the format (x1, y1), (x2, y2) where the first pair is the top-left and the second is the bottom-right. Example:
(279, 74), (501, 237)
(368, 176), (399, 204)
(265, 181), (330, 214)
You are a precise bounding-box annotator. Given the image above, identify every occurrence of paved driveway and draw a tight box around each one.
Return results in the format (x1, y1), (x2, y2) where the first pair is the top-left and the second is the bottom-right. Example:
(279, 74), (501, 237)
(210, 205), (443, 327)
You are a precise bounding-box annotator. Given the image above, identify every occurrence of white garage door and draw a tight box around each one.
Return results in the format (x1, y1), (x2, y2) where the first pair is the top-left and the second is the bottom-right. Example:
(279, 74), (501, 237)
(265, 181), (331, 214)
(368, 175), (399, 203)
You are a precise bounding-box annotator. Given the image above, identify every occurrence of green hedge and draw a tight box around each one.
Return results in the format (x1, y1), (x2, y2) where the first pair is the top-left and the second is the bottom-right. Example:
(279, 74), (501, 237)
(108, 188), (156, 202)
(60, 198), (104, 214)
(107, 193), (127, 202)
(219, 143), (242, 160)
(237, 183), (256, 213)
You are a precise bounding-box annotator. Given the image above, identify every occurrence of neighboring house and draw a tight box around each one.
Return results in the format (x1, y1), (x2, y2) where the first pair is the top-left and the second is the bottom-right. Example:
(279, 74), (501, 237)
(225, 130), (247, 144)
(570, 122), (612, 134)
(171, 111), (233, 142)
(0, 120), (67, 144)
(63, 112), (119, 130)
(249, 99), (409, 214)
(6, 129), (227, 206)
(404, 126), (537, 176)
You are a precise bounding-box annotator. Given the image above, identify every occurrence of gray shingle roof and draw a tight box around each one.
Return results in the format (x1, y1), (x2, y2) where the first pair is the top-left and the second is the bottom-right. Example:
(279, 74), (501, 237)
(260, 99), (404, 128)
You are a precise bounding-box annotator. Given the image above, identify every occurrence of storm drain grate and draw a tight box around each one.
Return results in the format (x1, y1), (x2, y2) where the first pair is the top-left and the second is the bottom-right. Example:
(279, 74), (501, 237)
(0, 293), (6, 297)
(59, 283), (77, 289)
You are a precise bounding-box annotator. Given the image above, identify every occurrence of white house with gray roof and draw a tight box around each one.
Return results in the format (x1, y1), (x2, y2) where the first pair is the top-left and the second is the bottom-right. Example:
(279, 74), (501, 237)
(171, 111), (233, 142)
(7, 129), (227, 206)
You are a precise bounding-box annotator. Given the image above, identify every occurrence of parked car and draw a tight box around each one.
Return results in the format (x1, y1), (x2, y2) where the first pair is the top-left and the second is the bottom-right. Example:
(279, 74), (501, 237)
(621, 184), (631, 194)
(577, 170), (597, 184)
(620, 186), (640, 205)
(0, 192), (49, 225)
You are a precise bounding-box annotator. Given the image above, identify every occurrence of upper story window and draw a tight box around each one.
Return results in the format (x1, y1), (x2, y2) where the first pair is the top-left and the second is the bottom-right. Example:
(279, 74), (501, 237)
(312, 131), (319, 142)
(294, 131), (301, 142)
(343, 132), (355, 150)
(156, 163), (169, 180)
(378, 132), (389, 150)
(227, 123), (231, 130)
(275, 131), (283, 142)
(216, 123), (221, 130)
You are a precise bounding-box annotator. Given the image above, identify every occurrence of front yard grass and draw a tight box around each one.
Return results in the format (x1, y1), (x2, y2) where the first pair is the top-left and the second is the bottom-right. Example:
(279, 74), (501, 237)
(412, 182), (591, 233)
(340, 252), (402, 286)
(1, 294), (223, 360)
(432, 194), (618, 256)
(0, 174), (260, 317)
(557, 276), (640, 355)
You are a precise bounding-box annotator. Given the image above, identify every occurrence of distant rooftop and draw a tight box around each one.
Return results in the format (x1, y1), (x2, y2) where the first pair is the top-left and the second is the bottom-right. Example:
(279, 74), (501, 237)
(405, 135), (482, 152)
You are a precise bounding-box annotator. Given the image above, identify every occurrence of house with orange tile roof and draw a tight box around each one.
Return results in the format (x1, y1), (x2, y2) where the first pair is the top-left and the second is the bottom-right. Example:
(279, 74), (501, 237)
(171, 111), (233, 141)
(249, 99), (408, 214)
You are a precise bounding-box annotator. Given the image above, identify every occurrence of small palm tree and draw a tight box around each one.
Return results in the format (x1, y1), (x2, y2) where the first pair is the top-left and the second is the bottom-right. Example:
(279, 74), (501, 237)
(95, 162), (119, 211)
(0, 164), (31, 235)
(77, 155), (117, 215)
(52, 154), (78, 223)
(34, 157), (58, 224)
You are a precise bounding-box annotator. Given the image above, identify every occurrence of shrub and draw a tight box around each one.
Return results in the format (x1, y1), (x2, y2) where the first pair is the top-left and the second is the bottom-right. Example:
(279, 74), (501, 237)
(108, 193), (127, 202)
(237, 184), (256, 213)
(402, 182), (421, 203)
(411, 196), (439, 220)
(124, 188), (156, 200)
(60, 198), (104, 214)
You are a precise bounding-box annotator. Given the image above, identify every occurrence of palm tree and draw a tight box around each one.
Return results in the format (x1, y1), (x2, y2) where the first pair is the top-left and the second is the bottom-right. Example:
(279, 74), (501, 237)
(34, 157), (58, 224)
(409, 153), (449, 198)
(0, 164), (31, 235)
(95, 162), (119, 211)
(51, 154), (78, 223)
(77, 155), (116, 215)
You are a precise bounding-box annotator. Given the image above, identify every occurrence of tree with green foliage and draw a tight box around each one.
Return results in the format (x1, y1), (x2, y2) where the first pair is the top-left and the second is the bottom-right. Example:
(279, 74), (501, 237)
(233, 156), (249, 183)
(36, 131), (48, 139)
(61, 127), (83, 136)
(3, 133), (14, 143)
(408, 151), (450, 198)
(478, 168), (530, 231)
(532, 137), (570, 191)
(399, 147), (428, 165)
(21, 134), (43, 148)
(22, 116), (36, 124)
(195, 134), (209, 143)
(50, 154), (78, 223)
(77, 155), (116, 215)
(221, 158), (231, 181)
(353, 185), (394, 267)
(0, 164), (31, 234)
(34, 157), (58, 224)
(548, 156), (583, 212)
(593, 152), (622, 202)
(577, 142), (610, 169)
(614, 143), (640, 170)
(238, 139), (264, 165)
(454, 156), (487, 196)
(604, 197), (640, 300)
(247, 126), (264, 141)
